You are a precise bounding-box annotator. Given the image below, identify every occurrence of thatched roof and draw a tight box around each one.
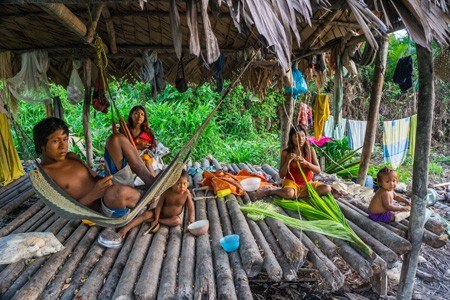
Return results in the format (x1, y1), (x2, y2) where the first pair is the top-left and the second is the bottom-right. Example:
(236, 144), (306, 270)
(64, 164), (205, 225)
(0, 1), (449, 91)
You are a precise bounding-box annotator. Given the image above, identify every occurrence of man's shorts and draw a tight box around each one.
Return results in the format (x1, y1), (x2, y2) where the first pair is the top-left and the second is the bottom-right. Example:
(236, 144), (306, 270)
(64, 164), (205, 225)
(100, 198), (130, 218)
(282, 179), (322, 196)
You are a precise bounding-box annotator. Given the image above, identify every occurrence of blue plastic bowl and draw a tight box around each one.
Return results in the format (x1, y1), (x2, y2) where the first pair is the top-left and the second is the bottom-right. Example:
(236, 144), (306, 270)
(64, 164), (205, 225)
(220, 234), (240, 252)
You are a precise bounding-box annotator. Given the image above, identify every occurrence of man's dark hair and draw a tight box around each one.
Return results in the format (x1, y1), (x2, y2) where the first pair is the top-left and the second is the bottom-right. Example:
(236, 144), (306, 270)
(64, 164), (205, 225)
(33, 117), (69, 155)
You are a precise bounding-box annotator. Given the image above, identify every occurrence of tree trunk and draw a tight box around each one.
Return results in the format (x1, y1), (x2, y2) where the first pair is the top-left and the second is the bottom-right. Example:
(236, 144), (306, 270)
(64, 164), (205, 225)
(357, 35), (389, 185)
(280, 93), (294, 152)
(397, 43), (435, 300)
(333, 52), (343, 127)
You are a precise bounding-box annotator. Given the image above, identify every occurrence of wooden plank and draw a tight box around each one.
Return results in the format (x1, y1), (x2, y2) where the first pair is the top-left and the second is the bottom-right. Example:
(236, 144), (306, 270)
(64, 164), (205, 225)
(134, 226), (169, 299)
(0, 201), (46, 238)
(177, 209), (196, 299)
(0, 188), (35, 218)
(207, 192), (238, 298)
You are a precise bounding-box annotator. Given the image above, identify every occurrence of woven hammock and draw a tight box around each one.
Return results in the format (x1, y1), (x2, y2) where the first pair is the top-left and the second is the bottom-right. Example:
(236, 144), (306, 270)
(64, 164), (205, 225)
(29, 98), (221, 228)
(434, 48), (450, 82)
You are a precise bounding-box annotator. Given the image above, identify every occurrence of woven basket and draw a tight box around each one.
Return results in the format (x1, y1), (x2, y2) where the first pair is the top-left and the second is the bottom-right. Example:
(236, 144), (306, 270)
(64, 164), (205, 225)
(434, 48), (450, 82)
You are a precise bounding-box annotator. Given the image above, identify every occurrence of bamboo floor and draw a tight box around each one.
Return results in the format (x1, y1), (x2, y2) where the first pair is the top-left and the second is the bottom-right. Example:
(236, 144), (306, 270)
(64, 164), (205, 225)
(0, 157), (448, 300)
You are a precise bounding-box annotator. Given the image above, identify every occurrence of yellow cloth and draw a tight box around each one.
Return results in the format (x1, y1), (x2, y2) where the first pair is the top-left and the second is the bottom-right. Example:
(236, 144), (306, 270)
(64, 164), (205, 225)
(0, 113), (25, 186)
(313, 94), (330, 140)
(282, 179), (322, 196)
(409, 114), (417, 162)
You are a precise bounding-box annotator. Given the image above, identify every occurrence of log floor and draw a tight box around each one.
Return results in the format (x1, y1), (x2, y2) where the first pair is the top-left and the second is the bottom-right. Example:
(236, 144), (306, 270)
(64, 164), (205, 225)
(0, 158), (448, 300)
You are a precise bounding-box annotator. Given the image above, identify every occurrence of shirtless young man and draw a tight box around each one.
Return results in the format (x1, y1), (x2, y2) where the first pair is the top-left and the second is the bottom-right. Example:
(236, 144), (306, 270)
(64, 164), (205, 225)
(368, 166), (411, 223)
(118, 170), (194, 238)
(33, 117), (156, 217)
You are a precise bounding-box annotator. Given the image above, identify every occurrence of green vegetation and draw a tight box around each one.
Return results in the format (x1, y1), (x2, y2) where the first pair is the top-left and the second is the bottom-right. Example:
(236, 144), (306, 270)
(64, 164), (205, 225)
(12, 81), (283, 165)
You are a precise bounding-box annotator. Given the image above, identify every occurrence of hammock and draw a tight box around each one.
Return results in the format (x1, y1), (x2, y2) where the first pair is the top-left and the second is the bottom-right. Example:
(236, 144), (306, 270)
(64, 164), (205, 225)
(29, 96), (222, 227)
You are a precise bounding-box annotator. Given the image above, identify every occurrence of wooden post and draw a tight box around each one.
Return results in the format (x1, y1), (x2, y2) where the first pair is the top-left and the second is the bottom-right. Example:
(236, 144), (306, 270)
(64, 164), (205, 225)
(102, 6), (118, 54)
(397, 44), (435, 300)
(357, 35), (389, 185)
(280, 93), (294, 152)
(333, 52), (343, 127)
(85, 3), (104, 44)
(83, 58), (93, 167)
(41, 4), (87, 39)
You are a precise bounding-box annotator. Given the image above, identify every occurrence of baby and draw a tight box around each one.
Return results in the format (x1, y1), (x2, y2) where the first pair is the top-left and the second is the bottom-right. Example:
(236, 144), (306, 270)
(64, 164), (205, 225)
(368, 166), (411, 223)
(118, 169), (194, 238)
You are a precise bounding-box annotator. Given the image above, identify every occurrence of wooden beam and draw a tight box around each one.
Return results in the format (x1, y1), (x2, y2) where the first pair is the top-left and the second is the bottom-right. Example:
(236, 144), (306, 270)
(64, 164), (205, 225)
(301, 10), (340, 50)
(397, 43), (435, 300)
(82, 58), (94, 167)
(311, 19), (360, 29)
(357, 35), (389, 185)
(332, 52), (343, 127)
(102, 6), (117, 54)
(298, 34), (366, 58)
(85, 3), (104, 44)
(40, 3), (87, 39)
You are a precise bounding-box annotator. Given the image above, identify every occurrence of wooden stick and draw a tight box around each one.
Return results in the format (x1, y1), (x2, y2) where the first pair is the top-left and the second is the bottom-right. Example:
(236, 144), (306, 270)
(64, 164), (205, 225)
(346, 219), (398, 267)
(101, 6), (117, 54)
(282, 209), (344, 290)
(85, 3), (104, 44)
(0, 175), (28, 195)
(332, 238), (373, 280)
(112, 224), (153, 299)
(157, 222), (183, 299)
(304, 231), (339, 259)
(83, 58), (93, 167)
(193, 195), (216, 299)
(238, 163), (252, 172)
(41, 4), (87, 39)
(0, 180), (31, 206)
(206, 192), (238, 298)
(432, 181), (450, 188)
(0, 201), (46, 237)
(216, 198), (253, 299)
(75, 229), (134, 299)
(177, 210), (196, 299)
(225, 194), (264, 277)
(246, 163), (258, 173)
(134, 226), (169, 299)
(262, 164), (280, 183)
(0, 219), (74, 298)
(12, 224), (89, 300)
(98, 226), (139, 299)
(256, 219), (297, 281)
(238, 196), (282, 281)
(264, 213), (307, 268)
(337, 201), (412, 254)
(41, 226), (100, 299)
(400, 219), (447, 248)
(0, 188), (35, 218)
(230, 163), (240, 174)
(210, 156), (222, 171)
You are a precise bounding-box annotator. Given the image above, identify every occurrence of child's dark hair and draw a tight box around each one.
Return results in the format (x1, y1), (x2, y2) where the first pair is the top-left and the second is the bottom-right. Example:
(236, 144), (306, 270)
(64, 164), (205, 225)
(127, 105), (155, 142)
(377, 166), (397, 184)
(33, 117), (69, 155)
(180, 169), (189, 179)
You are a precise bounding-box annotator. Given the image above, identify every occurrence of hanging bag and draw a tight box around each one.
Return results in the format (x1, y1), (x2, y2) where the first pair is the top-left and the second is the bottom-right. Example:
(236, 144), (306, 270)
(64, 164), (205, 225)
(92, 76), (109, 113)
(67, 60), (85, 104)
(434, 48), (450, 82)
(175, 56), (188, 93)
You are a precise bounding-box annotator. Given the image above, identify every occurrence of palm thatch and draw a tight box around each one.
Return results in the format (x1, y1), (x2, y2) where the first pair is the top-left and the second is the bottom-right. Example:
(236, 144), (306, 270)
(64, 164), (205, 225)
(0, 0), (448, 94)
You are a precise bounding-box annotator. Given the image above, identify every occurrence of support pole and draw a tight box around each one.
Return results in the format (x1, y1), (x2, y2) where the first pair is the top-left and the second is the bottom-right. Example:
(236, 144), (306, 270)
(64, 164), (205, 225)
(333, 52), (343, 127)
(85, 4), (105, 44)
(357, 35), (389, 185)
(83, 58), (93, 167)
(280, 93), (294, 152)
(41, 4), (87, 39)
(102, 6), (118, 54)
(397, 44), (435, 300)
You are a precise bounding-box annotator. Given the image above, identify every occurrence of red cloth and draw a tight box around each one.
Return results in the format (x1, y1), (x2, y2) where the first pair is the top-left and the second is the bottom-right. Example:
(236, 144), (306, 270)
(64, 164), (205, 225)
(134, 131), (154, 147)
(285, 160), (314, 187)
(297, 102), (312, 126)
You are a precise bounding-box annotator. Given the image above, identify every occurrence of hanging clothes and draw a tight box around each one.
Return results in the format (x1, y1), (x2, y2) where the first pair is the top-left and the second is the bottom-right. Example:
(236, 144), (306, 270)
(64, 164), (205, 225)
(409, 114), (417, 162)
(346, 120), (367, 154)
(322, 115), (334, 137)
(313, 94), (330, 140)
(334, 118), (347, 140)
(52, 96), (64, 120)
(0, 113), (25, 186)
(393, 56), (413, 92)
(297, 102), (312, 127)
(383, 117), (411, 170)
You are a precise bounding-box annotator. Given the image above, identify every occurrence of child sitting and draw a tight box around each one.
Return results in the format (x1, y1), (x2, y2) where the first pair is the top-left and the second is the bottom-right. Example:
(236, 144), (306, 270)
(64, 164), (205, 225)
(118, 170), (194, 238)
(368, 166), (411, 223)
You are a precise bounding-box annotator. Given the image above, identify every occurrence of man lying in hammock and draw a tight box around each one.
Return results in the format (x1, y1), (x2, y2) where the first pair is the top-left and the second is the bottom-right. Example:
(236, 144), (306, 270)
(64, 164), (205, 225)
(33, 117), (156, 218)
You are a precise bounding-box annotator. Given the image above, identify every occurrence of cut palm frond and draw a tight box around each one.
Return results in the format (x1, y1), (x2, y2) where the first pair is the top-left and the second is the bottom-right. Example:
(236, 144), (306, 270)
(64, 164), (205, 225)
(275, 161), (372, 256)
(240, 201), (355, 241)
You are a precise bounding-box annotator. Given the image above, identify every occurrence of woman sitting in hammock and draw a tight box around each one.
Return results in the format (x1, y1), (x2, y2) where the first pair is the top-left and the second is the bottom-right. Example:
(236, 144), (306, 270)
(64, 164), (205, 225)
(127, 105), (158, 176)
(252, 125), (331, 200)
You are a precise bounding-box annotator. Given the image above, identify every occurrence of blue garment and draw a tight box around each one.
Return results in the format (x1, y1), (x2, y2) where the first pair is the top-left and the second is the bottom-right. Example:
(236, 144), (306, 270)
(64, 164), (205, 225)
(100, 198), (130, 218)
(285, 68), (307, 99)
(104, 148), (127, 175)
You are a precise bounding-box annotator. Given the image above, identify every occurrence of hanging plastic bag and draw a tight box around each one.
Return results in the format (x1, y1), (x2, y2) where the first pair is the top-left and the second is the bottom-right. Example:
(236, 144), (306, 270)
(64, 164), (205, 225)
(67, 60), (85, 105)
(285, 68), (308, 99)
